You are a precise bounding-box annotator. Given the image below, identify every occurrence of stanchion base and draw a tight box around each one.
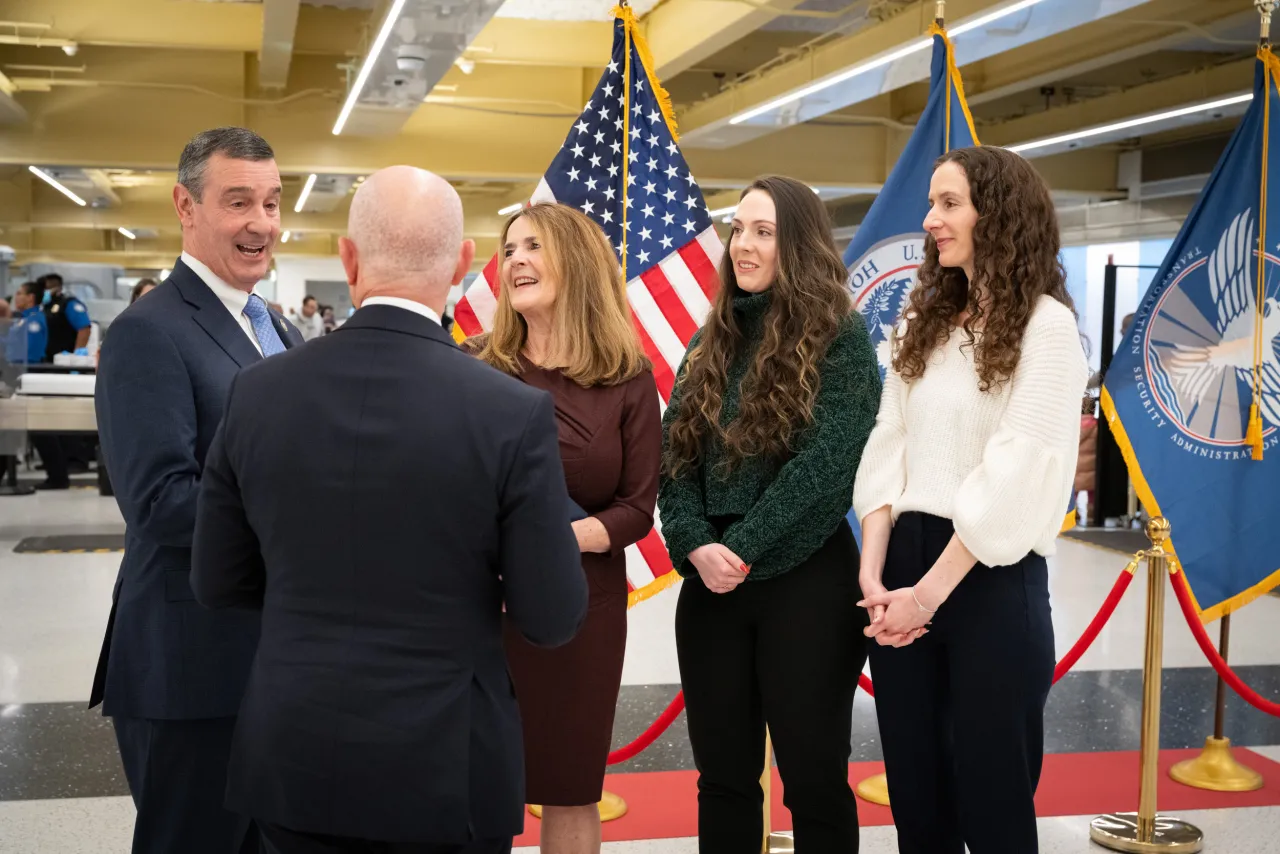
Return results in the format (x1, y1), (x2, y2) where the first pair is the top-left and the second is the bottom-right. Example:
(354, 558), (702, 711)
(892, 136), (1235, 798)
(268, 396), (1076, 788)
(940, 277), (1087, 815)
(765, 831), (794, 853)
(854, 772), (890, 806)
(1090, 813), (1203, 853)
(527, 790), (628, 822)
(1169, 736), (1264, 792)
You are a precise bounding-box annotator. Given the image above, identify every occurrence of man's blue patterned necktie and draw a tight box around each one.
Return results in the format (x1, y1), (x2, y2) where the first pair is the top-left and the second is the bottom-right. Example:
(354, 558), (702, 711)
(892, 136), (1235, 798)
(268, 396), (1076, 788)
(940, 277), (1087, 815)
(243, 294), (286, 357)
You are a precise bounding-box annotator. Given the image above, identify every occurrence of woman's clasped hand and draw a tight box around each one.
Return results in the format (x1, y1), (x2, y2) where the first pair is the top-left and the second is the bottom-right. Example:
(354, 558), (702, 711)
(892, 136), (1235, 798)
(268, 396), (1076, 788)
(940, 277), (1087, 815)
(689, 543), (750, 593)
(858, 581), (932, 648)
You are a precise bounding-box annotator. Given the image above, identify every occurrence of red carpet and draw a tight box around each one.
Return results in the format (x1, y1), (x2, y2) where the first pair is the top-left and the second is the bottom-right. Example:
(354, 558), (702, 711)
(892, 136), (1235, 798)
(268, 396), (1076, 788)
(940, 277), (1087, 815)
(513, 748), (1280, 845)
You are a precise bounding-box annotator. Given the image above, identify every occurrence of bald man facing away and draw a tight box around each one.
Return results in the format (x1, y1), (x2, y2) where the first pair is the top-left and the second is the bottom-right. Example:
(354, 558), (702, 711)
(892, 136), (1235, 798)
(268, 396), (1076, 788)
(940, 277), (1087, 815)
(190, 167), (588, 854)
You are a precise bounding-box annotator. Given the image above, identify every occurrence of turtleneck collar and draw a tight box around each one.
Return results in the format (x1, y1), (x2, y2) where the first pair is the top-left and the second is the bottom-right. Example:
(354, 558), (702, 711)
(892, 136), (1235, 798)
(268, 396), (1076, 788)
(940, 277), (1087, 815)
(731, 286), (772, 320)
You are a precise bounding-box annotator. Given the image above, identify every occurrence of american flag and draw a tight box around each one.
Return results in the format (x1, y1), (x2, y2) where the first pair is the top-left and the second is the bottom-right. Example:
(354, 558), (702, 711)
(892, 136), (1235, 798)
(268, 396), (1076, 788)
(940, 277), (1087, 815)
(452, 8), (723, 605)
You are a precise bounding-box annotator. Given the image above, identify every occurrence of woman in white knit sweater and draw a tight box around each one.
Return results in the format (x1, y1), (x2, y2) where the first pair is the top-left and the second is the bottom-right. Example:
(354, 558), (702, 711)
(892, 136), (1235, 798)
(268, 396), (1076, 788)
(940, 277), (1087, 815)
(852, 146), (1088, 854)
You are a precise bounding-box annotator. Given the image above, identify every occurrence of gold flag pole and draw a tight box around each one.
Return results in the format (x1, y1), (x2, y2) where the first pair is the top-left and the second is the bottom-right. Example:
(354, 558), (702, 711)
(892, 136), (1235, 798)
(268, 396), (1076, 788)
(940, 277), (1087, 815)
(1089, 518), (1203, 853)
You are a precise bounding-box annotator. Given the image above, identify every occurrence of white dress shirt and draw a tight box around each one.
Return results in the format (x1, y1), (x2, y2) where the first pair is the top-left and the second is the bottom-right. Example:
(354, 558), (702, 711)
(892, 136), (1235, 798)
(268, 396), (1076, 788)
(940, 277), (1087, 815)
(360, 296), (442, 326)
(181, 252), (263, 355)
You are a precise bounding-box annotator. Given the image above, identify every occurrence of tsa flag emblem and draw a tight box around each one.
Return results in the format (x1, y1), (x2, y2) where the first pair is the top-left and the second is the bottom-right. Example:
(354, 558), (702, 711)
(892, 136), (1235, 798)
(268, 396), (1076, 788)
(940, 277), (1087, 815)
(843, 25), (978, 376)
(1103, 49), (1280, 621)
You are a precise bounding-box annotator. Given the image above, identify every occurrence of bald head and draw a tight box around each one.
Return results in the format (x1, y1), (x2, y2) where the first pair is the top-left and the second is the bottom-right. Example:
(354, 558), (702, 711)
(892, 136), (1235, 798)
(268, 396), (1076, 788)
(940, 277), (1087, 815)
(341, 166), (474, 310)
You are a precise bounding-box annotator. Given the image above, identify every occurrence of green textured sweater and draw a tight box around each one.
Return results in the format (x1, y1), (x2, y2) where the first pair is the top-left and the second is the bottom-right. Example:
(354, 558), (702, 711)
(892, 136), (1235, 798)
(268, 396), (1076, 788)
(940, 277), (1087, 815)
(658, 289), (883, 581)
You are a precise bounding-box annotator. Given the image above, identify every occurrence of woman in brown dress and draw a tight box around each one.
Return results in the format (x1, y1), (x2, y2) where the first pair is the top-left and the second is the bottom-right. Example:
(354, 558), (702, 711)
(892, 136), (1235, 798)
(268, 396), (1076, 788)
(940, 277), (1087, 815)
(469, 202), (661, 854)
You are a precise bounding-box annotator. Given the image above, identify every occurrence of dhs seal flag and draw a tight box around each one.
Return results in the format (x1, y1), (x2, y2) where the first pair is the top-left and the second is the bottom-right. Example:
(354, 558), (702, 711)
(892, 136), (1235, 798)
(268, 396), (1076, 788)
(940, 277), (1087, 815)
(843, 23), (978, 376)
(1103, 48), (1280, 622)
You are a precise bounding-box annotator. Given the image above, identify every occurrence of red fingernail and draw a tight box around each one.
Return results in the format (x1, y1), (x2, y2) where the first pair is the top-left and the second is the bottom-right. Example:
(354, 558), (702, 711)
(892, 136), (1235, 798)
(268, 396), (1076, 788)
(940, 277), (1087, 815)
(740, 564), (750, 574)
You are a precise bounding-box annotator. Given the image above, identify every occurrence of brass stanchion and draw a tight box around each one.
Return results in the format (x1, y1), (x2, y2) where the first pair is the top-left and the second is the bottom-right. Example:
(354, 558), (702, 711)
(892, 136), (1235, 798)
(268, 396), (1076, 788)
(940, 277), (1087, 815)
(527, 791), (627, 822)
(1089, 518), (1203, 853)
(855, 772), (889, 806)
(1169, 614), (1264, 791)
(761, 729), (794, 853)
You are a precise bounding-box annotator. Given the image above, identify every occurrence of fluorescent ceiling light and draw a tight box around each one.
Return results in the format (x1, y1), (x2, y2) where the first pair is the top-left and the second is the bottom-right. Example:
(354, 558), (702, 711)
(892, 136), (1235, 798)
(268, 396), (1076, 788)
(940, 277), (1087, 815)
(949, 0), (1049, 38)
(707, 205), (737, 218)
(29, 166), (86, 206)
(1008, 92), (1252, 154)
(728, 0), (1050, 126)
(332, 0), (409, 135)
(498, 202), (523, 216)
(281, 229), (292, 244)
(294, 174), (317, 213)
(118, 227), (136, 240)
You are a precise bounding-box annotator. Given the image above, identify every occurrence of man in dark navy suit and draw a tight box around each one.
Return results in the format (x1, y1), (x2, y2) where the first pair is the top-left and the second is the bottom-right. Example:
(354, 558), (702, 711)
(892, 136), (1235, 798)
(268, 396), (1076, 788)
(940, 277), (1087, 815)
(93, 126), (304, 854)
(190, 166), (587, 854)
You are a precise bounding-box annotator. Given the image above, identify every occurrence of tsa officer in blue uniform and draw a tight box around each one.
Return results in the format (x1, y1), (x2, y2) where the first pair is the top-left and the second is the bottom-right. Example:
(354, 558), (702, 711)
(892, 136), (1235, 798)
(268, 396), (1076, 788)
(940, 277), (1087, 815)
(29, 273), (94, 490)
(5, 281), (49, 365)
(39, 272), (93, 359)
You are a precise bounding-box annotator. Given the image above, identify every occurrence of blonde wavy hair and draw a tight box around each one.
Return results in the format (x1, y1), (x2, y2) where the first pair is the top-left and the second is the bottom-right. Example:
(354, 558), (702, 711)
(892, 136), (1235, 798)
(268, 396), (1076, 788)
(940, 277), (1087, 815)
(473, 202), (650, 387)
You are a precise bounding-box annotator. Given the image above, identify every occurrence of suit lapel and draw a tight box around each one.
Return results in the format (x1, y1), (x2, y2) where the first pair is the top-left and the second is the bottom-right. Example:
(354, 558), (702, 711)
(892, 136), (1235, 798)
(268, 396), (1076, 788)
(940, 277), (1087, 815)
(170, 260), (262, 369)
(269, 308), (305, 349)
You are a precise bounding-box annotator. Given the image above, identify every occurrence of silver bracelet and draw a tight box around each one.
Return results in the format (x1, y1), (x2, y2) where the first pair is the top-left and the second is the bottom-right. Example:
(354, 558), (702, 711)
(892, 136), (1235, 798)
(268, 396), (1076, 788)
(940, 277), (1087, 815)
(911, 586), (937, 614)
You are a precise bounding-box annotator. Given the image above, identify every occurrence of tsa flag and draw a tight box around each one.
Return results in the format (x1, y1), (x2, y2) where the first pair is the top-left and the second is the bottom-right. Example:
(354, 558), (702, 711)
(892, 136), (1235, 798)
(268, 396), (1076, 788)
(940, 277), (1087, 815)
(843, 23), (978, 376)
(1103, 49), (1280, 622)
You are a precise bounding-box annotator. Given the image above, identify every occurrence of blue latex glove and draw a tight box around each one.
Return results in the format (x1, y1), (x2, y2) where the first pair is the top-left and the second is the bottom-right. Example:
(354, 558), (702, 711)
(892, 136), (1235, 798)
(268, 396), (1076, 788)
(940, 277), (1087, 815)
(74, 347), (89, 356)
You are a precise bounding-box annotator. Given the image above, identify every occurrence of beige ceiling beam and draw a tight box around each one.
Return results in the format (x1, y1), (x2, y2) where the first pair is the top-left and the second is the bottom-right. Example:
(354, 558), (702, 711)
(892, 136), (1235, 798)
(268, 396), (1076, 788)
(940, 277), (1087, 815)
(0, 0), (364, 56)
(0, 80), (891, 190)
(982, 57), (1254, 150)
(464, 18), (614, 68)
(675, 0), (1006, 137)
(259, 0), (302, 89)
(1030, 149), (1122, 197)
(644, 0), (808, 79)
(962, 0), (1249, 109)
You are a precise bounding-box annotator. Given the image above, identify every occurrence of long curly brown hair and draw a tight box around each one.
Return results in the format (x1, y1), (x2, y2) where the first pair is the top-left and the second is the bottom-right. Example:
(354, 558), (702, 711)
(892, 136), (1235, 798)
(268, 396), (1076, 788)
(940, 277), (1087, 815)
(894, 146), (1076, 391)
(664, 175), (851, 479)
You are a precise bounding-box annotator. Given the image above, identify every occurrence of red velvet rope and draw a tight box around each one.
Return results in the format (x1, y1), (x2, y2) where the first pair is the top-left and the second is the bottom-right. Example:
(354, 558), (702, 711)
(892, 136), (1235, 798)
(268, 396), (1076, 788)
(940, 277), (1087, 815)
(1170, 569), (1280, 718)
(607, 691), (686, 765)
(1053, 568), (1135, 684)
(606, 567), (1136, 765)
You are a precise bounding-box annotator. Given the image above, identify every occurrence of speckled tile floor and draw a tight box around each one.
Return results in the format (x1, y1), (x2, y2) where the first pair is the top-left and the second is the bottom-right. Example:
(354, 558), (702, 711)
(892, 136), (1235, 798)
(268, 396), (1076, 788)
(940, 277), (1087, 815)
(2, 490), (1279, 850)
(0, 800), (1275, 854)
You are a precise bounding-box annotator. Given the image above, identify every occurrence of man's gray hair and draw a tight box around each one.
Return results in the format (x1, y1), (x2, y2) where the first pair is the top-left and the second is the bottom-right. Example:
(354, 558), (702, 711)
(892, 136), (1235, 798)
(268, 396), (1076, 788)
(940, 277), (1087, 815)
(177, 127), (275, 202)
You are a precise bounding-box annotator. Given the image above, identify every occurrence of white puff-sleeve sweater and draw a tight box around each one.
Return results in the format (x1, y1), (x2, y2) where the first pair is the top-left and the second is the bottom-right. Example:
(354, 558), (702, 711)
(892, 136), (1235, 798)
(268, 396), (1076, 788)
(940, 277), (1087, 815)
(852, 295), (1089, 568)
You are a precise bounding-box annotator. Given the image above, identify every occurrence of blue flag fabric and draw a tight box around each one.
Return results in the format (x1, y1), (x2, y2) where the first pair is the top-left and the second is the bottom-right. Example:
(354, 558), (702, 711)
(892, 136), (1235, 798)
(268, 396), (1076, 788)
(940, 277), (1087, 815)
(842, 26), (978, 544)
(844, 26), (979, 378)
(1103, 50), (1280, 622)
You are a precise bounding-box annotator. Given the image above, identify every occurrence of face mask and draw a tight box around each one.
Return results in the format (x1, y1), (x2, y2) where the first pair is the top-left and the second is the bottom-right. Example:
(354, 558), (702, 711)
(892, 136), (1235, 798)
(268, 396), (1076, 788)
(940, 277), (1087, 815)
(42, 290), (52, 305)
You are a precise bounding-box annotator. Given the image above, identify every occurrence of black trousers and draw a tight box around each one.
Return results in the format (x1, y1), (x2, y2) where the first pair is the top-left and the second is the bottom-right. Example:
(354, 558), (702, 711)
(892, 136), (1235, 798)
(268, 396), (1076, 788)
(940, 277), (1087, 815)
(113, 715), (258, 854)
(676, 521), (869, 853)
(869, 512), (1054, 854)
(29, 432), (69, 486)
(259, 824), (511, 854)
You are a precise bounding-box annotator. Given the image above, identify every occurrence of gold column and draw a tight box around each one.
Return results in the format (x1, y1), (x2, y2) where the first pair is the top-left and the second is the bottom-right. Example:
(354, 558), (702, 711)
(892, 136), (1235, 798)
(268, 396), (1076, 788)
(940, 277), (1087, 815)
(1089, 518), (1203, 853)
(761, 729), (794, 853)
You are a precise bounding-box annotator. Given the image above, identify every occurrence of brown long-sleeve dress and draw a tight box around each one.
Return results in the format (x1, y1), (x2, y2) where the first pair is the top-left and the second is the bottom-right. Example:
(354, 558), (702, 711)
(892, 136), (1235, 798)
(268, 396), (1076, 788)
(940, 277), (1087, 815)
(503, 362), (662, 806)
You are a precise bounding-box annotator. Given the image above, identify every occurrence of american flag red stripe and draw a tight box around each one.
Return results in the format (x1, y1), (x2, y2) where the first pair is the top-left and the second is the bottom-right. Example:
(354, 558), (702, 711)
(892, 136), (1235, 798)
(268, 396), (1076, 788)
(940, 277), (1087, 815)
(640, 266), (699, 347)
(679, 239), (720, 303)
(632, 315), (675, 401)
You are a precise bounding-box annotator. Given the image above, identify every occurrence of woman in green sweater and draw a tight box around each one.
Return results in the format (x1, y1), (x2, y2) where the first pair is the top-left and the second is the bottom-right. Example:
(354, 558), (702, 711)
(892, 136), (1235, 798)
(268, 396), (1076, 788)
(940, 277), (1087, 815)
(659, 174), (882, 852)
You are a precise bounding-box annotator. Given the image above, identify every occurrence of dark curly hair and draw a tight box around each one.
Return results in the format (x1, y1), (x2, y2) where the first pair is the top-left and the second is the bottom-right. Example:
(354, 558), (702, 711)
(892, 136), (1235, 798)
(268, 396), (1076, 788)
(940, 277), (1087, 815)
(664, 175), (851, 478)
(893, 146), (1076, 391)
